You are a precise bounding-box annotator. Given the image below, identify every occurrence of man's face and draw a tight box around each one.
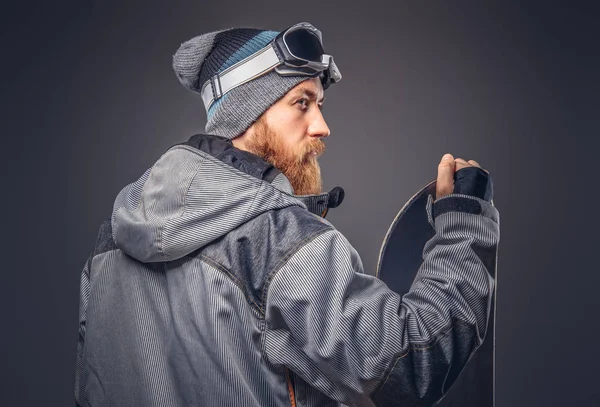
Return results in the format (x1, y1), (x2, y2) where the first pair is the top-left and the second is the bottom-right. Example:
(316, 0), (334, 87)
(235, 77), (330, 195)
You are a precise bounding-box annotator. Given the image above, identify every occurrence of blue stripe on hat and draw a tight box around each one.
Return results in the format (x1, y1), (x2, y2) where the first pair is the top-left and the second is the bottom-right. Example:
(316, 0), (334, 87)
(207, 93), (228, 118)
(207, 30), (279, 119)
(217, 30), (279, 73)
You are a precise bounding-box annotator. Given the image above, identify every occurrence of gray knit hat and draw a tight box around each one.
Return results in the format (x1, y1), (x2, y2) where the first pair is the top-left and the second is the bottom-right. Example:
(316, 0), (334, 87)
(173, 27), (310, 139)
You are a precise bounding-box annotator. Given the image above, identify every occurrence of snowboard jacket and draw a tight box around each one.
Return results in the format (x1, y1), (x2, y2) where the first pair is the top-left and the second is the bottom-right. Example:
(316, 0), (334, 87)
(74, 133), (500, 407)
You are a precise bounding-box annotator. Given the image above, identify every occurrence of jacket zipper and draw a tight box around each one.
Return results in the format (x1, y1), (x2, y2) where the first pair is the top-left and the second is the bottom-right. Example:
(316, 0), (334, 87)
(284, 367), (297, 407)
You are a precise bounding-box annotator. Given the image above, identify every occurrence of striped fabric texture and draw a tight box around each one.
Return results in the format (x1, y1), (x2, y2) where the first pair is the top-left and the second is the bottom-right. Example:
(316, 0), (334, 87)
(75, 134), (500, 406)
(172, 27), (309, 139)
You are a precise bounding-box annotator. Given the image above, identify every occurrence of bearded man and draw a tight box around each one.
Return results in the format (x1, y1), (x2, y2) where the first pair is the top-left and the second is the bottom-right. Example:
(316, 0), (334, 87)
(74, 22), (499, 407)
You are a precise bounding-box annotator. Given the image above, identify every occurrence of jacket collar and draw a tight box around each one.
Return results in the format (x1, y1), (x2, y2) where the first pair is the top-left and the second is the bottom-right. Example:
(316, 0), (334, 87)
(171, 134), (344, 218)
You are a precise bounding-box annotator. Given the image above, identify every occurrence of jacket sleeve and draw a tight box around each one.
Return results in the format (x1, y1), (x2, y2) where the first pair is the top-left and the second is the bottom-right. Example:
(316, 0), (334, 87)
(263, 193), (499, 407)
(74, 253), (92, 407)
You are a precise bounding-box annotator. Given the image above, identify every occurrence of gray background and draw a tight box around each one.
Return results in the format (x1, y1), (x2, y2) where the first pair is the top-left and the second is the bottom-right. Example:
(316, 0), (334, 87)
(2, 1), (598, 406)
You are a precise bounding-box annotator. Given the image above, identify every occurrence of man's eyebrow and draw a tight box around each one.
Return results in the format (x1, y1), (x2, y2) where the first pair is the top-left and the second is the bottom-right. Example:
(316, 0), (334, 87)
(291, 88), (326, 103)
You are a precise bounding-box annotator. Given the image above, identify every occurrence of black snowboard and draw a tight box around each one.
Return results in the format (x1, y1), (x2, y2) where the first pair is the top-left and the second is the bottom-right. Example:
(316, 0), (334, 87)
(375, 179), (496, 407)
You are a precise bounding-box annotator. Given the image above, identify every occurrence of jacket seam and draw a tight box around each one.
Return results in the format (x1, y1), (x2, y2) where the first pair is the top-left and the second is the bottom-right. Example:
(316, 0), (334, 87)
(260, 226), (335, 313)
(259, 226), (334, 365)
(186, 253), (265, 316)
(173, 144), (332, 212)
(93, 247), (265, 316)
(371, 316), (475, 397)
(112, 161), (161, 258)
(172, 144), (307, 220)
(173, 145), (270, 190)
(172, 159), (206, 261)
(372, 322), (454, 397)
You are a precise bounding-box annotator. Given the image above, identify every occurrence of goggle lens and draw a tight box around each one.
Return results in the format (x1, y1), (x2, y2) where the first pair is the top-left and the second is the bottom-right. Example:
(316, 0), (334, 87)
(285, 29), (324, 62)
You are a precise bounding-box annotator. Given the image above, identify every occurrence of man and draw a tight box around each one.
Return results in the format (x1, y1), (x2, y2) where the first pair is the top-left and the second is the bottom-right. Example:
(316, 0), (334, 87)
(75, 23), (499, 407)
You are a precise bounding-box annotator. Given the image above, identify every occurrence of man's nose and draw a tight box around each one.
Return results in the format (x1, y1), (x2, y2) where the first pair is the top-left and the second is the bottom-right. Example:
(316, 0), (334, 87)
(307, 108), (330, 139)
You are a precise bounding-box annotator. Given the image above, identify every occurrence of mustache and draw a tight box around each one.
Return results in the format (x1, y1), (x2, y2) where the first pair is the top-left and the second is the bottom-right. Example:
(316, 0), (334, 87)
(304, 139), (326, 156)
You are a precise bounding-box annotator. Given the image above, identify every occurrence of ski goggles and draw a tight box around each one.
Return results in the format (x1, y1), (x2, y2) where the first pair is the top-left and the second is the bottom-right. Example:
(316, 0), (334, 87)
(200, 22), (342, 112)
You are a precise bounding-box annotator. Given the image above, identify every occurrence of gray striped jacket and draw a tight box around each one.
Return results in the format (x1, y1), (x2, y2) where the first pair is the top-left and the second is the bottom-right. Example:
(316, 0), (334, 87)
(75, 134), (500, 407)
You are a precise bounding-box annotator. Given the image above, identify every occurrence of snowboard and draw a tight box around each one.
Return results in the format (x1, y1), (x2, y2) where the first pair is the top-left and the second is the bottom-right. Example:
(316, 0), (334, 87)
(375, 179), (497, 407)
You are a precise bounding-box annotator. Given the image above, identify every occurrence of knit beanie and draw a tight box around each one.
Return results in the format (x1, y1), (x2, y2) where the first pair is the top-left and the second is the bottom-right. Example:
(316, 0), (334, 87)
(172, 27), (311, 140)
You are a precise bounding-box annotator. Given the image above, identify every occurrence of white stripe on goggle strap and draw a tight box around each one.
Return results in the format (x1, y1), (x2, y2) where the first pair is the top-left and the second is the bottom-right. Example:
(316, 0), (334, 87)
(200, 44), (332, 112)
(201, 45), (281, 112)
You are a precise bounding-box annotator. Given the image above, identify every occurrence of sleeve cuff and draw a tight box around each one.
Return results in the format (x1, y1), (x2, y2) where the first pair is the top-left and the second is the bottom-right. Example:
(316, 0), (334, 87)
(426, 193), (499, 229)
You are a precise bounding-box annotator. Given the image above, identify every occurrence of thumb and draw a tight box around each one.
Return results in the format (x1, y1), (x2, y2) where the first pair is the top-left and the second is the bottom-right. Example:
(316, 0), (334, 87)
(436, 153), (455, 201)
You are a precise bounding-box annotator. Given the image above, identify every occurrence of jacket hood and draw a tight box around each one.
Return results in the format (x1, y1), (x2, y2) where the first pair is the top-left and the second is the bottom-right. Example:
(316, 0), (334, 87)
(111, 134), (344, 263)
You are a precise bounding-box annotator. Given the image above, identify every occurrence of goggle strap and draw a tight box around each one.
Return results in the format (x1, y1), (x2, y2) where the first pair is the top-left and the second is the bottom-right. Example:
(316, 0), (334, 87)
(201, 45), (281, 112)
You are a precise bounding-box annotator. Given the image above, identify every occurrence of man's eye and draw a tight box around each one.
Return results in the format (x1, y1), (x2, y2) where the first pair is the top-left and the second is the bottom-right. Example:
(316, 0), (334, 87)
(297, 99), (308, 108)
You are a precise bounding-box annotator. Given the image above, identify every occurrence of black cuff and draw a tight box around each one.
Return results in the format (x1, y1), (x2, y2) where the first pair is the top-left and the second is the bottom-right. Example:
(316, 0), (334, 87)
(433, 196), (483, 219)
(453, 167), (493, 202)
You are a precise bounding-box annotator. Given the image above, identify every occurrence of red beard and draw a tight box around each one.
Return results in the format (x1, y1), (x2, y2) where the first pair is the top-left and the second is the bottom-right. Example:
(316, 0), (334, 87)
(244, 117), (325, 195)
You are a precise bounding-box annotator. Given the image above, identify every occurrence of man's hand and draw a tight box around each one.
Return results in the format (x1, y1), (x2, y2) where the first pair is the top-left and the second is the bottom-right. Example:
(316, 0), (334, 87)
(436, 154), (489, 201)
